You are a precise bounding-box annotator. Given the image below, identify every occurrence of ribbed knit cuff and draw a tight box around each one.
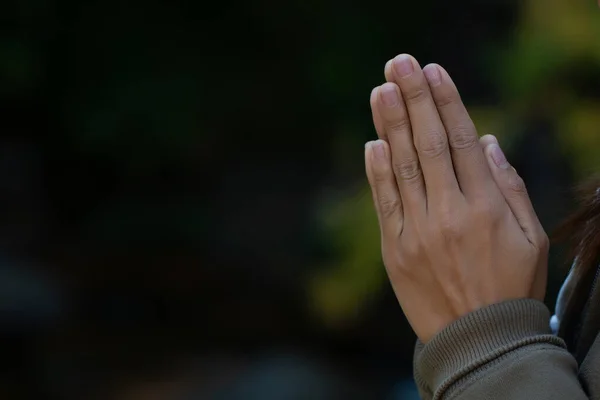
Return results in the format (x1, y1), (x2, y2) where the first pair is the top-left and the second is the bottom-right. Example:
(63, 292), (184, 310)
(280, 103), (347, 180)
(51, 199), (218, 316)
(415, 299), (567, 396)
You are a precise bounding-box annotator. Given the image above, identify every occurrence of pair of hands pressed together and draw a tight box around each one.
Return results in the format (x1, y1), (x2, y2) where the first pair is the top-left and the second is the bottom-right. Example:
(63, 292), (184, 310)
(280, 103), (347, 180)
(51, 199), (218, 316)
(365, 54), (549, 343)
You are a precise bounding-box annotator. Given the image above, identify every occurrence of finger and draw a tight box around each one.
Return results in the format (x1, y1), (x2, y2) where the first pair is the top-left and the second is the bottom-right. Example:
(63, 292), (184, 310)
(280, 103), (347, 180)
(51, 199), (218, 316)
(370, 87), (386, 139)
(384, 59), (393, 82)
(377, 82), (426, 214)
(365, 141), (382, 218)
(479, 134), (498, 148)
(390, 54), (460, 200)
(484, 142), (547, 248)
(365, 140), (404, 233)
(423, 64), (495, 197)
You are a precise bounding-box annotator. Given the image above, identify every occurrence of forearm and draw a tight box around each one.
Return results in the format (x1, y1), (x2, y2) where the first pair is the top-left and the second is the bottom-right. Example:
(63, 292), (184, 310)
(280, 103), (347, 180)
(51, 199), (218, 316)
(413, 299), (588, 400)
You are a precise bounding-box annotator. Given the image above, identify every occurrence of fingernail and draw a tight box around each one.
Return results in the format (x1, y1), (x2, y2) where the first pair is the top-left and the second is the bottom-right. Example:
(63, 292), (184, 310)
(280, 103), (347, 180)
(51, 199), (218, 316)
(372, 140), (386, 160)
(481, 134), (499, 145)
(380, 84), (399, 107)
(424, 65), (442, 87)
(393, 54), (414, 78)
(489, 144), (510, 169)
(365, 141), (372, 149)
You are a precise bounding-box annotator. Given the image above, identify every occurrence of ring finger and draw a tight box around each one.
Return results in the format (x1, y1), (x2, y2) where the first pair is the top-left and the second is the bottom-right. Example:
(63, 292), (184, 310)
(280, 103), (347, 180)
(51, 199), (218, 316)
(377, 82), (426, 216)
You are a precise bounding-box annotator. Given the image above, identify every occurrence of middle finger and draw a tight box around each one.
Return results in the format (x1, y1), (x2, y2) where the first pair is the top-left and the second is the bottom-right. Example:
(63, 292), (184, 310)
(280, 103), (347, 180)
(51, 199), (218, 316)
(390, 54), (460, 203)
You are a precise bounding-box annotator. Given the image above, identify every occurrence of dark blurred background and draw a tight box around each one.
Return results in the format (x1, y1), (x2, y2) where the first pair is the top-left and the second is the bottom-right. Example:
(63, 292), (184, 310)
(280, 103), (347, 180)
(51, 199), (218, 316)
(1, 0), (600, 398)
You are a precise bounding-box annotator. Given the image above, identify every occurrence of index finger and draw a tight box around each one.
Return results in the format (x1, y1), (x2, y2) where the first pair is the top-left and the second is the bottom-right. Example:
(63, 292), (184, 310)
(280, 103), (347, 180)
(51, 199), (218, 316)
(390, 54), (459, 200)
(424, 64), (496, 198)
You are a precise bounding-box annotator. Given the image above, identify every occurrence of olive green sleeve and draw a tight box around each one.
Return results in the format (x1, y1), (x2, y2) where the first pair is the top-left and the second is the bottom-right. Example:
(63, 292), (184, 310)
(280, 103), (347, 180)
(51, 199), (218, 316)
(413, 299), (589, 399)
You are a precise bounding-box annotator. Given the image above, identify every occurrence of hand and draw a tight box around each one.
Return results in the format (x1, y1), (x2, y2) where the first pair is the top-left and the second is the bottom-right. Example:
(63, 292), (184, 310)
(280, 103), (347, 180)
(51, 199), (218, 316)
(365, 54), (548, 343)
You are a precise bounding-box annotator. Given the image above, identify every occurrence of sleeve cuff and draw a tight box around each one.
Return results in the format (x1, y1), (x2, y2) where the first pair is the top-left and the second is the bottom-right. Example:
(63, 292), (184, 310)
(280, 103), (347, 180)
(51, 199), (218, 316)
(414, 299), (567, 394)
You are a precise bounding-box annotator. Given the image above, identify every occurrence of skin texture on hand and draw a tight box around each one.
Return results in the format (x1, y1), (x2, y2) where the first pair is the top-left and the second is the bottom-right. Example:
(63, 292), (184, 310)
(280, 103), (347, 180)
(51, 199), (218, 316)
(366, 54), (549, 343)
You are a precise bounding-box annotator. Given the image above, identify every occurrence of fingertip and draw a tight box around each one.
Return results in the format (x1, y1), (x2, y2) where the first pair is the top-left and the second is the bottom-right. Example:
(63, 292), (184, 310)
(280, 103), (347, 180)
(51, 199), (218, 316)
(480, 134), (499, 148)
(374, 138), (389, 149)
(423, 64), (442, 87)
(384, 60), (393, 82)
(365, 140), (377, 160)
(365, 140), (374, 164)
(371, 86), (379, 98)
(372, 139), (389, 157)
(370, 87), (388, 139)
(379, 81), (398, 94)
(364, 141), (377, 187)
(370, 86), (379, 105)
(378, 82), (401, 108)
(369, 139), (390, 167)
(392, 54), (419, 79)
(435, 64), (451, 79)
(486, 143), (510, 170)
(392, 53), (418, 65)
(435, 65), (457, 85)
(428, 65), (462, 98)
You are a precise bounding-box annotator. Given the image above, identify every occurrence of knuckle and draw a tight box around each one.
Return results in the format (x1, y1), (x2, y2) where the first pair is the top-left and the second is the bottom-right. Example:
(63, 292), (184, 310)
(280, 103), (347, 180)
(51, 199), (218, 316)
(402, 239), (422, 261)
(440, 222), (461, 239)
(419, 132), (448, 158)
(436, 212), (462, 239)
(473, 200), (495, 220)
(535, 231), (550, 252)
(472, 199), (503, 227)
(385, 118), (411, 136)
(373, 164), (392, 183)
(378, 194), (400, 218)
(393, 159), (422, 182)
(507, 174), (527, 194)
(404, 86), (429, 104)
(448, 125), (478, 150)
(434, 91), (460, 108)
(391, 258), (414, 278)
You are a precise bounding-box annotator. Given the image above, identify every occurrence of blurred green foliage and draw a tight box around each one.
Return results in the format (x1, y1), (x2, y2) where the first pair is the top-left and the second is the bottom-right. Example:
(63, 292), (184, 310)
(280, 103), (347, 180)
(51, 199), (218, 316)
(310, 187), (382, 328)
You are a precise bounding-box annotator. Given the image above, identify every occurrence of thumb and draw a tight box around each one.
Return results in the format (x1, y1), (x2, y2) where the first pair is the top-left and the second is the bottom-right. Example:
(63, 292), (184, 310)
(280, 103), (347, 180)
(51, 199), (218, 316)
(484, 137), (548, 250)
